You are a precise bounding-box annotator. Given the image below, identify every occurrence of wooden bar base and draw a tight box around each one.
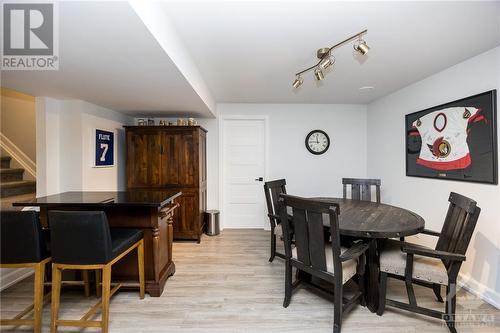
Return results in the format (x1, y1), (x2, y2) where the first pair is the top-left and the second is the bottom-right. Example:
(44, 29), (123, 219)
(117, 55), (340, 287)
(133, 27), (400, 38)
(30, 192), (181, 298)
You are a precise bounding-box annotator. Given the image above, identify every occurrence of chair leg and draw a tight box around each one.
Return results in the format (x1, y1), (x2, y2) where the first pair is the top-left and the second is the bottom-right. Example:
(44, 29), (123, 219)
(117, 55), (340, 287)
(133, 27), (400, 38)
(82, 270), (90, 297)
(33, 261), (46, 333)
(333, 281), (342, 333)
(50, 265), (62, 333)
(445, 282), (457, 333)
(376, 272), (387, 316)
(433, 283), (444, 303)
(137, 240), (145, 299)
(95, 269), (102, 297)
(269, 231), (276, 262)
(101, 265), (112, 333)
(283, 260), (292, 308)
(358, 257), (366, 307)
(405, 280), (417, 306)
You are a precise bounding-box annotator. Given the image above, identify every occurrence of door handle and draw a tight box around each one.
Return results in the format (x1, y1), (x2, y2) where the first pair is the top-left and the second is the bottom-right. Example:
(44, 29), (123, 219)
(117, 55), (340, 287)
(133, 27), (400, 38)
(255, 177), (263, 182)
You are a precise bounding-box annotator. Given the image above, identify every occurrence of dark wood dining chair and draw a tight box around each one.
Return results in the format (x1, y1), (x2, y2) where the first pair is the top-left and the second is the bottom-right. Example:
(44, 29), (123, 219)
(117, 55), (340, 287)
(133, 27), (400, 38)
(377, 192), (481, 333)
(264, 179), (287, 261)
(341, 178), (393, 243)
(342, 178), (381, 203)
(278, 194), (368, 333)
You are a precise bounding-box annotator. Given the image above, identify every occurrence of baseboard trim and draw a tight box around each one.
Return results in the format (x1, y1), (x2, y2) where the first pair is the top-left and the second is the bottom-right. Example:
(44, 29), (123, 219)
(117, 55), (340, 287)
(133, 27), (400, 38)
(0, 268), (34, 291)
(459, 273), (500, 309)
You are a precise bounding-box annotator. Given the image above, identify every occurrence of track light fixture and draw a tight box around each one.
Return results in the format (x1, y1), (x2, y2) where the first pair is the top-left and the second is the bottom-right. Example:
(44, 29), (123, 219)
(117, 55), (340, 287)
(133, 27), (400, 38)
(319, 55), (334, 70)
(314, 68), (324, 81)
(292, 75), (303, 88)
(354, 39), (370, 55)
(292, 29), (369, 88)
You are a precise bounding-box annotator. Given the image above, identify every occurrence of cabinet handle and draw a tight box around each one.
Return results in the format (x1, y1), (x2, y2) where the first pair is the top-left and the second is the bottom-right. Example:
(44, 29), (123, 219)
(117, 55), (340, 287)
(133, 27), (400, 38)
(160, 144), (164, 154)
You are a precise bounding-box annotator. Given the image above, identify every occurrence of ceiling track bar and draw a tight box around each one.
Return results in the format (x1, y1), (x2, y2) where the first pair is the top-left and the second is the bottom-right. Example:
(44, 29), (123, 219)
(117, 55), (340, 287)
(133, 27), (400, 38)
(295, 29), (368, 76)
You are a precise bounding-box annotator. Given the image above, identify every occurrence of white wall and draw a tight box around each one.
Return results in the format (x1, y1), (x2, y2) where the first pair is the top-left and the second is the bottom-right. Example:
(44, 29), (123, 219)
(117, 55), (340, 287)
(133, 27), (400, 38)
(145, 103), (368, 224)
(217, 104), (368, 198)
(36, 98), (133, 196)
(367, 47), (500, 307)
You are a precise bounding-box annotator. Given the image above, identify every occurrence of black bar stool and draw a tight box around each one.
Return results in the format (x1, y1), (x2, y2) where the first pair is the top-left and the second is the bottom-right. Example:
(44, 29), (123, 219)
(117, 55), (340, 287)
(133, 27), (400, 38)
(48, 211), (145, 333)
(0, 210), (51, 333)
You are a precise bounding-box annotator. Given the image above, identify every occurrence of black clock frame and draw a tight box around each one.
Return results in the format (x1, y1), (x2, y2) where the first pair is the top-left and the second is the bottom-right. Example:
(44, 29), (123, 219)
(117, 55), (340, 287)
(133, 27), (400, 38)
(305, 130), (330, 155)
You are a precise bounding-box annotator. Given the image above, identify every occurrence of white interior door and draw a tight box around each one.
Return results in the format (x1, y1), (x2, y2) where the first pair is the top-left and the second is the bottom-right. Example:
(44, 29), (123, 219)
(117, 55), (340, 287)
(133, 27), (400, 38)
(222, 118), (266, 229)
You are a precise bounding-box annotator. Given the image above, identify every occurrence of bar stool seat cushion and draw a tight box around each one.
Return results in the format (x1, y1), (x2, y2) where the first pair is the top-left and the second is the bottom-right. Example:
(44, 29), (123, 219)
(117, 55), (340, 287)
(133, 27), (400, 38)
(110, 228), (144, 260)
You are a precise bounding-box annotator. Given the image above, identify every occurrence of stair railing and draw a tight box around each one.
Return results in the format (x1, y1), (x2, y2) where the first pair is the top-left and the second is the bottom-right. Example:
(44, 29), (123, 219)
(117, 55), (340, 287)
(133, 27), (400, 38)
(0, 132), (36, 179)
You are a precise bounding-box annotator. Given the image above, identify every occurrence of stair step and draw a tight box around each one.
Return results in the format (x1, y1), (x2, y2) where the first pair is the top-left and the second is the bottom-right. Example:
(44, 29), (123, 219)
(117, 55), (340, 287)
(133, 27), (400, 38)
(0, 168), (25, 182)
(1, 156), (12, 169)
(1, 180), (36, 198)
(1, 192), (36, 210)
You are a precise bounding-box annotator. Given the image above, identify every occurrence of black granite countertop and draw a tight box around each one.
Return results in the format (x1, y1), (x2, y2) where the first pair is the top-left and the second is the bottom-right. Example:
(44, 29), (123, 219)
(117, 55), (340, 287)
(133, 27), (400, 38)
(13, 190), (182, 208)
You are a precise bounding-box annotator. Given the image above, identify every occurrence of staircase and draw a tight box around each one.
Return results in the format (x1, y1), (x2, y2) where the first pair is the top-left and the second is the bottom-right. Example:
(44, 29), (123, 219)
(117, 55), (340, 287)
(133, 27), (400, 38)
(0, 156), (36, 209)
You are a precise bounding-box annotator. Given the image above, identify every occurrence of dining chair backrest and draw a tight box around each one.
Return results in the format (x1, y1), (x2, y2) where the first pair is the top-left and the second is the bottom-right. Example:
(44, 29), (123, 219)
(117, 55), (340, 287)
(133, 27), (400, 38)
(264, 179), (287, 219)
(48, 211), (113, 264)
(342, 178), (381, 203)
(279, 194), (341, 277)
(435, 192), (481, 270)
(0, 210), (48, 264)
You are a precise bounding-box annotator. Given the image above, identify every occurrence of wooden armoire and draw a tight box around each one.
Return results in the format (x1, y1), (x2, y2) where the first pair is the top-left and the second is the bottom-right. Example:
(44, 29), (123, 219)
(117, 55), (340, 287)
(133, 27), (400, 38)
(125, 126), (207, 242)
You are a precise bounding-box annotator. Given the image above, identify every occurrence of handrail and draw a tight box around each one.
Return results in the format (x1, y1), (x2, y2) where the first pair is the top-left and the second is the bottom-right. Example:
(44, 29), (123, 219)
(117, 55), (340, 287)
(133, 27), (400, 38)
(0, 132), (36, 178)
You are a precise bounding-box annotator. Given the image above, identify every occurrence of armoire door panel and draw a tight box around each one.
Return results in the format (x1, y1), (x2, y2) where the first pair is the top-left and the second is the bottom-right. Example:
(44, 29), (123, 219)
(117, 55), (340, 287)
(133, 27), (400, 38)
(173, 193), (198, 234)
(127, 131), (161, 188)
(178, 134), (196, 186)
(148, 134), (162, 185)
(161, 134), (180, 185)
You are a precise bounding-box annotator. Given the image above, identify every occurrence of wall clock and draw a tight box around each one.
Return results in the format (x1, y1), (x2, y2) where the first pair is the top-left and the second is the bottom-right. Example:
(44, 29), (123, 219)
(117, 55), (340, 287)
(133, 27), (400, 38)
(305, 130), (330, 155)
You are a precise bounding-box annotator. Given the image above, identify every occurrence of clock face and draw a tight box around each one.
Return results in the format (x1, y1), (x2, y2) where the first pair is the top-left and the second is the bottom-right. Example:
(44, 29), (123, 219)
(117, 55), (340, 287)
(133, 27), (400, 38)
(305, 130), (330, 155)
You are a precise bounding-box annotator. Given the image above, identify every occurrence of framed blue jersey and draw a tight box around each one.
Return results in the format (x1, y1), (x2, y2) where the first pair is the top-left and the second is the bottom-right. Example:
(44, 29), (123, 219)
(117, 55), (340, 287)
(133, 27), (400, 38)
(94, 129), (114, 167)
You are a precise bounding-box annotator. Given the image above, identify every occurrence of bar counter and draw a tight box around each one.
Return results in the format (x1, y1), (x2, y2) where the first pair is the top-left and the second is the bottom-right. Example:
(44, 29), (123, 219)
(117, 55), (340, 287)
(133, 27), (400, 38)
(14, 190), (181, 297)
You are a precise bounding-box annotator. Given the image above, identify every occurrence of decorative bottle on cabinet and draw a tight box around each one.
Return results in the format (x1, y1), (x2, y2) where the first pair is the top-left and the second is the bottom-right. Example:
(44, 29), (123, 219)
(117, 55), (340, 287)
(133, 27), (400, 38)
(125, 125), (207, 243)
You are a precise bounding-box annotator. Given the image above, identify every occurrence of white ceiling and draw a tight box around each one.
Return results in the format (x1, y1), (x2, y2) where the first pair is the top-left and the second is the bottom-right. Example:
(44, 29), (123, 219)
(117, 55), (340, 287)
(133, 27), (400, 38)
(1, 1), (213, 117)
(2, 1), (499, 115)
(163, 1), (500, 104)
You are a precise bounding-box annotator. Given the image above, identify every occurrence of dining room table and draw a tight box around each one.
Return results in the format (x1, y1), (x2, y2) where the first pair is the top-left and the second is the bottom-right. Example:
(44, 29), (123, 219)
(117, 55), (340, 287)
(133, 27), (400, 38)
(313, 197), (425, 313)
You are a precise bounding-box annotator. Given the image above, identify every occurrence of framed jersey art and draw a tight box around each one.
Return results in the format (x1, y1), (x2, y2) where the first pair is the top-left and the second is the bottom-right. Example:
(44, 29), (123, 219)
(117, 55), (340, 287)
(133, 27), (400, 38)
(406, 90), (497, 184)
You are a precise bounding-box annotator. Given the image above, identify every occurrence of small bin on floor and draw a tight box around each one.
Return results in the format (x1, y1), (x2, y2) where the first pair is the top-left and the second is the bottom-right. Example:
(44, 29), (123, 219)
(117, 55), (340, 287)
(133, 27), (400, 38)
(205, 210), (220, 236)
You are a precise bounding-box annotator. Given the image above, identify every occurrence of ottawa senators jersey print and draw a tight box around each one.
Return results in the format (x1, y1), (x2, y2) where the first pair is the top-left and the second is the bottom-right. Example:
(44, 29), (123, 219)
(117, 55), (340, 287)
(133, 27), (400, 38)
(411, 107), (484, 170)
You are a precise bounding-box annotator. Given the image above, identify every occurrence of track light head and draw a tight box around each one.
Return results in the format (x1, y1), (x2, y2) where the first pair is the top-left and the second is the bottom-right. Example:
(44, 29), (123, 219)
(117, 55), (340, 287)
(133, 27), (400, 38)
(354, 40), (370, 55)
(319, 56), (335, 70)
(314, 68), (324, 81)
(292, 76), (303, 89)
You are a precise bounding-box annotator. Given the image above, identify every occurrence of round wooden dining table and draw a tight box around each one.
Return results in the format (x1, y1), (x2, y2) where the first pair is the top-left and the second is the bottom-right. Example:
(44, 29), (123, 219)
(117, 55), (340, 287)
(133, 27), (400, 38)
(315, 197), (425, 313)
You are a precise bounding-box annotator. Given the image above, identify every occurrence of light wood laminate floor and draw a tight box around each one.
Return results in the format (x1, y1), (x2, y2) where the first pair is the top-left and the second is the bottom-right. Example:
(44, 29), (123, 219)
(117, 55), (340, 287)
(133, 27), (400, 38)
(1, 230), (499, 332)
